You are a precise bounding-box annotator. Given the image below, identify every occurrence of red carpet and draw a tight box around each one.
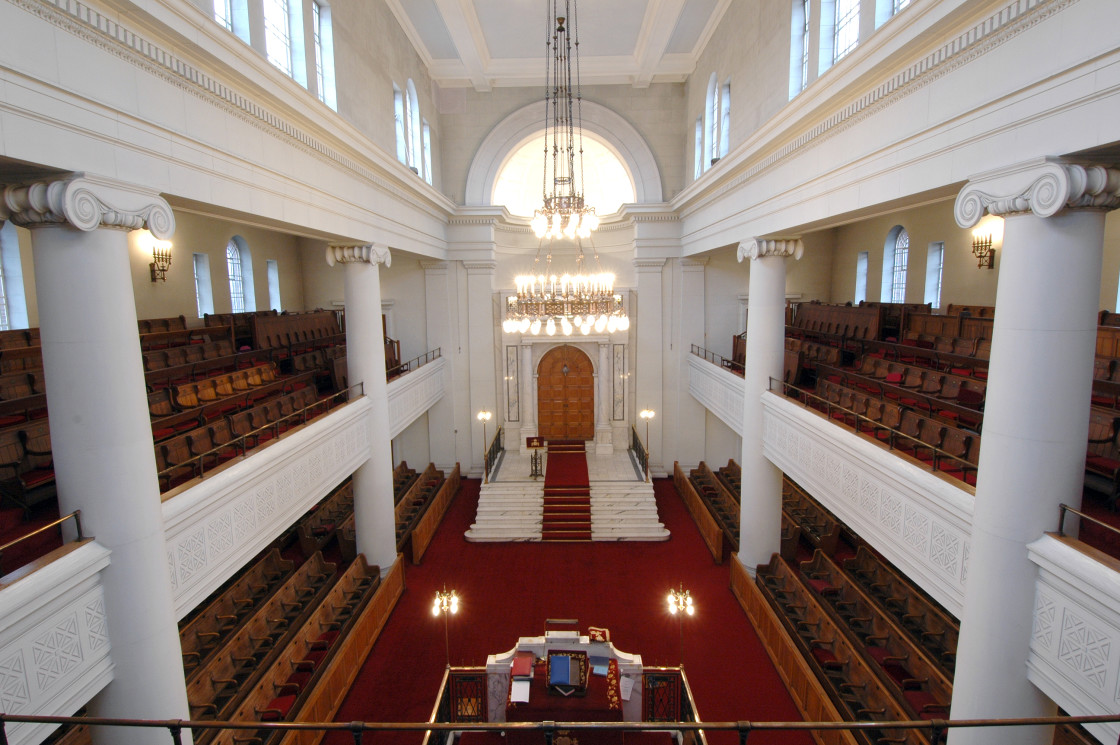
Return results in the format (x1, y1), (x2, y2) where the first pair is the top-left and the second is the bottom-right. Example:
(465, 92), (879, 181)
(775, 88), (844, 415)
(323, 477), (813, 745)
(542, 440), (592, 541)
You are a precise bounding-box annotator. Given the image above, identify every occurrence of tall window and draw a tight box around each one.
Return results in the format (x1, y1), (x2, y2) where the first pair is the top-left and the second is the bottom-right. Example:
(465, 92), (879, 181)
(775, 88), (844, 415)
(402, 80), (422, 173)
(263, 0), (292, 76)
(213, 0), (250, 42)
(789, 0), (810, 98)
(194, 253), (215, 318)
(393, 85), (407, 165)
(0, 224), (27, 330)
(227, 241), (246, 314)
(693, 117), (703, 179)
(214, 0), (233, 31)
(311, 1), (336, 109)
(834, 0), (860, 62)
(854, 251), (869, 305)
(890, 229), (910, 303)
(924, 242), (944, 308)
(705, 74), (720, 167)
(422, 120), (433, 184)
(718, 81), (731, 160)
(0, 242), (10, 332)
(266, 260), (282, 312)
(875, 0), (911, 27)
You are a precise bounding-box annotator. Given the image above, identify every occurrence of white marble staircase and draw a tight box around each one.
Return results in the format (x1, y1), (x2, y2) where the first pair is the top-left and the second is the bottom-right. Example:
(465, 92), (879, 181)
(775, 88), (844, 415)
(465, 478), (668, 542)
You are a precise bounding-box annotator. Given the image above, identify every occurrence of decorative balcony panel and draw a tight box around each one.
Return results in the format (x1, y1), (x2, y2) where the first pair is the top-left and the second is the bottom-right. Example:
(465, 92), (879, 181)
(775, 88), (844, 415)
(687, 355), (743, 437)
(163, 398), (373, 619)
(1027, 535), (1120, 745)
(388, 357), (447, 439)
(0, 541), (113, 745)
(761, 392), (974, 616)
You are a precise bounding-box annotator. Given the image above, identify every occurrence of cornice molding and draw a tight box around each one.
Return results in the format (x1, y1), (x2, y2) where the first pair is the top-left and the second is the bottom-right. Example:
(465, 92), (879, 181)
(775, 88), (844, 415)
(420, 260), (449, 273)
(325, 244), (391, 267)
(633, 258), (667, 270)
(6, 0), (450, 220)
(955, 158), (1120, 226)
(680, 0), (1077, 216)
(462, 260), (497, 274)
(0, 173), (174, 235)
(737, 238), (803, 262)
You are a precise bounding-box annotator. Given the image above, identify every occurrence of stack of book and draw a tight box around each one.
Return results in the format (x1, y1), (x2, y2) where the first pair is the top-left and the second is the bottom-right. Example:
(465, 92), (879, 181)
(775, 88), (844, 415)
(548, 653), (582, 696)
(510, 651), (534, 704)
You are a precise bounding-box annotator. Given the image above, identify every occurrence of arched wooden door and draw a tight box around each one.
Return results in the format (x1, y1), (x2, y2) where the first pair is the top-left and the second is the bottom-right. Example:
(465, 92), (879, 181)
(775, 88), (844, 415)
(537, 345), (594, 441)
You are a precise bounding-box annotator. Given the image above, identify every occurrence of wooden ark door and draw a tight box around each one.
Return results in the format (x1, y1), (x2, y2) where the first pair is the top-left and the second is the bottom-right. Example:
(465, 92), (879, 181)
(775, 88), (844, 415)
(537, 345), (594, 441)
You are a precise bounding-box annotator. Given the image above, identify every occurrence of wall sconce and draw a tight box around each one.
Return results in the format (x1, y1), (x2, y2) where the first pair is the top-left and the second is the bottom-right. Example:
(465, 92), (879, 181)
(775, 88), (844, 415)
(149, 240), (173, 282)
(971, 232), (994, 270)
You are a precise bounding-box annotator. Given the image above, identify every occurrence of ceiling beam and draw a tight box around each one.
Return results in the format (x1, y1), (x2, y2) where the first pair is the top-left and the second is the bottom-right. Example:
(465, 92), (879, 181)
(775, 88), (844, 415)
(432, 0), (493, 92)
(632, 0), (688, 88)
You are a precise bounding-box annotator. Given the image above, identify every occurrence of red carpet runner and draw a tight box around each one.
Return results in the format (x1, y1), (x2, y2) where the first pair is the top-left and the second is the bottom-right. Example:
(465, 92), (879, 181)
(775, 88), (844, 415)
(542, 440), (592, 541)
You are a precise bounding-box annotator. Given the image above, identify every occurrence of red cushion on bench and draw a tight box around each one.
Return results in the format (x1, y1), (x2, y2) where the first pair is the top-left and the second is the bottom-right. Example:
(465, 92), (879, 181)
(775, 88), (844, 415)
(259, 694), (297, 721)
(20, 469), (55, 488)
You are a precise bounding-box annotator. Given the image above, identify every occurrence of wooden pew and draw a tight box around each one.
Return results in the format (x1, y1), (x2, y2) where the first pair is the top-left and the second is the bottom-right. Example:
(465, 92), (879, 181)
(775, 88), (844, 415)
(673, 461), (724, 563)
(783, 478), (842, 556)
(296, 482), (355, 559)
(688, 461), (740, 553)
(410, 463), (460, 564)
(138, 315), (187, 334)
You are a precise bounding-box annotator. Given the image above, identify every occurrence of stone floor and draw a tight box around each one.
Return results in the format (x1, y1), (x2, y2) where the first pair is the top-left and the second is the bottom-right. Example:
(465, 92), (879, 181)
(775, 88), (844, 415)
(490, 447), (646, 483)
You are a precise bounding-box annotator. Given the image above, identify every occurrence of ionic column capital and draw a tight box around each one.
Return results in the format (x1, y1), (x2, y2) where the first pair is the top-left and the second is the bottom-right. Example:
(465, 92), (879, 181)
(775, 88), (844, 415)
(737, 238), (803, 263)
(0, 173), (174, 235)
(326, 243), (391, 268)
(955, 158), (1120, 227)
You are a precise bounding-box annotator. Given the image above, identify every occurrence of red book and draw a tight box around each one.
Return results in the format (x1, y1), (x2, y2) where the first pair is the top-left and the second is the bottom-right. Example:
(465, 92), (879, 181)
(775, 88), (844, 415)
(511, 651), (534, 678)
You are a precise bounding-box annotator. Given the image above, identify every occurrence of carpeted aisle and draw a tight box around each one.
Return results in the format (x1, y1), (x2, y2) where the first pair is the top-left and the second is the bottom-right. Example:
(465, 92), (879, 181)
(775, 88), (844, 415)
(542, 440), (592, 541)
(322, 476), (813, 745)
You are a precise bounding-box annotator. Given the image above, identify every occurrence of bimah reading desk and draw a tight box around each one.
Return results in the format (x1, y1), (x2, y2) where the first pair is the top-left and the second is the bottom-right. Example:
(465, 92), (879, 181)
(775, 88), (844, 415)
(485, 630), (644, 723)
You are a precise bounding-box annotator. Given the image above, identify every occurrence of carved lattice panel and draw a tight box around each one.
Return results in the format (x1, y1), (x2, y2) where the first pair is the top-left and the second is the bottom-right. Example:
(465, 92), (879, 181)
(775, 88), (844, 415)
(450, 671), (487, 723)
(642, 671), (681, 722)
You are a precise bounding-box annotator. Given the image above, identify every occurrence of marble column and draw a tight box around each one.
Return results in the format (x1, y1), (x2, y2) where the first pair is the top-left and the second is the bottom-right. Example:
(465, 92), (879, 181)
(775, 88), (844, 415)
(422, 260), (457, 470)
(326, 244), (397, 572)
(634, 259), (665, 475)
(520, 343), (536, 450)
(464, 261), (498, 476)
(595, 342), (613, 453)
(0, 174), (191, 745)
(737, 238), (802, 574)
(948, 160), (1120, 745)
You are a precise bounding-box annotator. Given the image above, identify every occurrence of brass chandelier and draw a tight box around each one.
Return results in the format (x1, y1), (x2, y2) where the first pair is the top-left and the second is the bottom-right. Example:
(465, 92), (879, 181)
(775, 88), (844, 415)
(503, 0), (629, 337)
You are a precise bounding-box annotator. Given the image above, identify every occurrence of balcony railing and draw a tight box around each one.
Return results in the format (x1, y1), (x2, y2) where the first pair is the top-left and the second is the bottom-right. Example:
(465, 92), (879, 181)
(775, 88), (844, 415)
(0, 510), (83, 575)
(388, 347), (441, 380)
(485, 426), (503, 478)
(631, 426), (649, 478)
(690, 344), (743, 375)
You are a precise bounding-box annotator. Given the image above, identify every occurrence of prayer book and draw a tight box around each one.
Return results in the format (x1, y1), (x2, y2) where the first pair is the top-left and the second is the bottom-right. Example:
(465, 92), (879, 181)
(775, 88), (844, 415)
(549, 655), (572, 686)
(510, 679), (531, 704)
(590, 656), (609, 676)
(511, 651), (534, 678)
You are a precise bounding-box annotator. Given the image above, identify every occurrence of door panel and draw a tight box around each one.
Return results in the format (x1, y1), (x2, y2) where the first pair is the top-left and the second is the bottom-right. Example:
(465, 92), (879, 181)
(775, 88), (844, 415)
(537, 345), (595, 441)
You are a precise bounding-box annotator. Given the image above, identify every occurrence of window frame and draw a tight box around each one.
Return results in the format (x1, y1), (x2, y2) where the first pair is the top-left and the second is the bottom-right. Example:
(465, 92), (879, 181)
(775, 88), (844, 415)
(924, 242), (944, 309)
(226, 241), (247, 314)
(890, 228), (910, 303)
(834, 0), (860, 63)
(263, 0), (293, 77)
(854, 251), (869, 305)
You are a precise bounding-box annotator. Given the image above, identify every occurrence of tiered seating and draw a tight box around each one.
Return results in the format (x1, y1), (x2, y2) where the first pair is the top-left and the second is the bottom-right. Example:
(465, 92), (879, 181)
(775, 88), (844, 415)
(186, 552), (337, 741)
(140, 324), (232, 351)
(214, 556), (395, 745)
(180, 550), (296, 675)
(832, 358), (986, 423)
(1086, 406), (1120, 504)
(0, 420), (55, 515)
(297, 481), (354, 558)
(138, 315), (188, 334)
(783, 478), (842, 556)
(206, 310), (278, 349)
(844, 546), (959, 671)
(859, 302), (931, 341)
(944, 304), (995, 318)
(801, 551), (953, 719)
(756, 554), (927, 745)
(673, 462), (727, 563)
(715, 459), (740, 497)
(792, 302), (882, 341)
(249, 311), (342, 359)
(688, 461), (739, 552)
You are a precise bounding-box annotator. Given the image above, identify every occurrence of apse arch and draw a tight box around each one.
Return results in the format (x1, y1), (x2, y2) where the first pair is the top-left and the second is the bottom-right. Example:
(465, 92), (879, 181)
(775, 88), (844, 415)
(465, 100), (663, 209)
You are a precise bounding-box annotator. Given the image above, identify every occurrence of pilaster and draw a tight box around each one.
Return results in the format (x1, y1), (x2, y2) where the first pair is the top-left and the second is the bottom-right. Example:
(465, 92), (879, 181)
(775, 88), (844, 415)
(633, 258), (666, 476)
(670, 258), (708, 469)
(464, 260), (498, 477)
(422, 260), (458, 470)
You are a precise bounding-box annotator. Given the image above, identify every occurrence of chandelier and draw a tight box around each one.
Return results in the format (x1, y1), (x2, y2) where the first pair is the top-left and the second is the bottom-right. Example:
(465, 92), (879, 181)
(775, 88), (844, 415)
(503, 0), (629, 337)
(530, 1), (598, 240)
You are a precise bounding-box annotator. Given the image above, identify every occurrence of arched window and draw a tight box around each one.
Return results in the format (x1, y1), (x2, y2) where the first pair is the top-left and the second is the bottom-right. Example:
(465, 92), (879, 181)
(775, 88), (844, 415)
(491, 131), (635, 217)
(881, 226), (909, 303)
(718, 81), (731, 160)
(789, 0), (810, 99)
(854, 251), (868, 305)
(705, 74), (719, 168)
(226, 237), (256, 313)
(404, 79), (422, 173)
(693, 116), (703, 179)
(393, 84), (407, 165)
(422, 120), (433, 184)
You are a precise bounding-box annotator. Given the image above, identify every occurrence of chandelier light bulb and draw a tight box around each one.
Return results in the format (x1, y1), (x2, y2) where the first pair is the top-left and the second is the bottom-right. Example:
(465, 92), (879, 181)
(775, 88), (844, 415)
(531, 213), (548, 237)
(519, 318), (531, 334)
(561, 317), (573, 335)
(546, 318), (556, 336)
(595, 314), (608, 333)
(618, 315), (630, 331)
(573, 314), (583, 328)
(607, 316), (618, 333)
(530, 318), (542, 335)
(433, 597), (442, 616)
(581, 321), (592, 335)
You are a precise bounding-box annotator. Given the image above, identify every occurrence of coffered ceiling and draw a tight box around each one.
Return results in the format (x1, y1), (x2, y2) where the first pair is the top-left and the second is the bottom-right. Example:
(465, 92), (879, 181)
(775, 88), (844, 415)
(383, 0), (733, 90)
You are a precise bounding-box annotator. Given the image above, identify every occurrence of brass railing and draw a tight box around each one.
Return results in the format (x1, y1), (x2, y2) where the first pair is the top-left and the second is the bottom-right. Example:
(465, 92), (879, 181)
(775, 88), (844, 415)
(769, 377), (977, 481)
(485, 426), (503, 478)
(690, 344), (744, 375)
(1058, 502), (1120, 539)
(388, 347), (442, 379)
(157, 382), (365, 486)
(631, 426), (648, 477)
(0, 510), (83, 574)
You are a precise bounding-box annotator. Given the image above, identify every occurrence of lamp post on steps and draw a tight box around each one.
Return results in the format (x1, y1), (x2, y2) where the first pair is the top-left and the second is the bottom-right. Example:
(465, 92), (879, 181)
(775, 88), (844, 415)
(478, 410), (493, 483)
(640, 409), (655, 481)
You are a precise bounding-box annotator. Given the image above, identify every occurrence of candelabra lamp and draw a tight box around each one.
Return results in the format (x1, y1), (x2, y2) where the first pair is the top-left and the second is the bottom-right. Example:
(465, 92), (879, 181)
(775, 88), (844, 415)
(667, 584), (694, 668)
(432, 587), (460, 668)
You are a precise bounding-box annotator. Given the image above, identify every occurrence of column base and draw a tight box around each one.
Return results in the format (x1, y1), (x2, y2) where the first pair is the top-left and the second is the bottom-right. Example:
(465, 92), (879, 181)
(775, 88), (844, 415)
(594, 425), (614, 454)
(516, 424), (537, 453)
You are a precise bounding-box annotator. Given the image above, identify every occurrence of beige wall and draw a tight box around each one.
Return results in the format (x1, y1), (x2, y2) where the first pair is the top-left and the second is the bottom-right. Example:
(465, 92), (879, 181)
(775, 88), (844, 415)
(437, 83), (687, 207)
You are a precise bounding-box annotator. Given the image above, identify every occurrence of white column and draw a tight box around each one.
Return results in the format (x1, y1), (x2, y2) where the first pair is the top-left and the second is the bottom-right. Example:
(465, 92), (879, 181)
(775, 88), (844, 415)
(634, 259), (665, 475)
(520, 343), (536, 450)
(422, 260), (458, 470)
(737, 238), (802, 574)
(948, 160), (1120, 745)
(0, 175), (191, 745)
(326, 244), (397, 572)
(594, 342), (613, 453)
(465, 261), (498, 476)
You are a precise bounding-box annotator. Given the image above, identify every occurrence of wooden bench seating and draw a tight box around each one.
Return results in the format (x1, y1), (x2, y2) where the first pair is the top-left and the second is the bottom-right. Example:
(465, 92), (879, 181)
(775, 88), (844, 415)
(673, 462), (725, 563)
(0, 328), (38, 349)
(297, 482), (354, 558)
(138, 315), (188, 334)
(801, 551), (954, 715)
(180, 549), (296, 676)
(140, 325), (233, 352)
(687, 461), (740, 554)
(0, 420), (55, 515)
(792, 303), (883, 341)
(715, 459), (740, 499)
(212, 555), (400, 745)
(408, 463), (460, 564)
(944, 304), (995, 318)
(249, 311), (342, 358)
(0, 345), (42, 373)
(395, 464), (445, 552)
(843, 546), (959, 670)
(1085, 406), (1120, 505)
(187, 552), (338, 742)
(783, 478), (842, 556)
(756, 554), (929, 745)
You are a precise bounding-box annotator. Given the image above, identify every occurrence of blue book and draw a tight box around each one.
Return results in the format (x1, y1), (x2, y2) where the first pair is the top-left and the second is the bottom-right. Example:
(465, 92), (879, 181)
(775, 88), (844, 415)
(590, 656), (609, 676)
(549, 655), (571, 686)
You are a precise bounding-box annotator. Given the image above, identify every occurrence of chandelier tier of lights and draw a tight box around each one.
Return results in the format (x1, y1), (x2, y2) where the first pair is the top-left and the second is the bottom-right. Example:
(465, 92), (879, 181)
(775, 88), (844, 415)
(503, 0), (629, 337)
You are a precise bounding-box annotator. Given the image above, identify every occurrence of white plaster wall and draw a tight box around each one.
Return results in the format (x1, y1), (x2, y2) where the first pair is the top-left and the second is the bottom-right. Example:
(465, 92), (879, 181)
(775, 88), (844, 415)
(701, 249), (746, 355)
(393, 410), (432, 467)
(379, 257), (430, 361)
(704, 411), (741, 472)
(438, 84), (687, 206)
